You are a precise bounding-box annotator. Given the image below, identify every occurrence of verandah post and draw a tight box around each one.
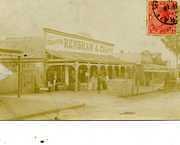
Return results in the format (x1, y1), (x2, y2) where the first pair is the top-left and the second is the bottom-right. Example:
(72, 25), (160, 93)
(74, 62), (79, 92)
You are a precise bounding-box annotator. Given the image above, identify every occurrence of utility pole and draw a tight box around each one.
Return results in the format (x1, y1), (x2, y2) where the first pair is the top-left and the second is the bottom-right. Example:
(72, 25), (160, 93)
(17, 56), (21, 98)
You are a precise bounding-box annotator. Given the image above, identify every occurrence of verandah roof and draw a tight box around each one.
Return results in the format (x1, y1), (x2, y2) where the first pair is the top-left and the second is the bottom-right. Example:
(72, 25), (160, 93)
(0, 48), (22, 55)
(46, 49), (130, 65)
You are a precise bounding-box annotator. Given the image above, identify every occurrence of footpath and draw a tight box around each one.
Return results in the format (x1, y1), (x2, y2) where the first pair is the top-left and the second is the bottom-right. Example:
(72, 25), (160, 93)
(0, 83), (163, 120)
(107, 79), (163, 96)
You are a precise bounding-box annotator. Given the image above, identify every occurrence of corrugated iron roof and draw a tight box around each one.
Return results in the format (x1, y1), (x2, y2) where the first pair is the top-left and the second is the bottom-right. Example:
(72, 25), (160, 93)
(46, 49), (128, 65)
(0, 48), (22, 54)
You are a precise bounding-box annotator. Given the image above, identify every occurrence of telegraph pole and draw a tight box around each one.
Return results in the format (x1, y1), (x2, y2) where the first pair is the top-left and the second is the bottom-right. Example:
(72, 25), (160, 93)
(17, 56), (21, 98)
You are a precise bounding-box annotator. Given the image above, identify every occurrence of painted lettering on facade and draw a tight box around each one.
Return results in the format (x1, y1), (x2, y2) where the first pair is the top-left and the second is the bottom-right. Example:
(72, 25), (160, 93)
(46, 32), (114, 55)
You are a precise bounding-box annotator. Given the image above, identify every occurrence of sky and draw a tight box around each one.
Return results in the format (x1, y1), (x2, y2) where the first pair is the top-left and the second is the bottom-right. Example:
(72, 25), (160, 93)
(0, 0), (176, 61)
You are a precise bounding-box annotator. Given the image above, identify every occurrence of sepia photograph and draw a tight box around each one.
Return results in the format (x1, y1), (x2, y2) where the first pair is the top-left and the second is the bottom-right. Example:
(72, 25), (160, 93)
(0, 0), (180, 120)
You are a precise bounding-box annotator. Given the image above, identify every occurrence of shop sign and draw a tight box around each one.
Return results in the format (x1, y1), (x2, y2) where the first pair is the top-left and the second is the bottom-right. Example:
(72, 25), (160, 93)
(46, 30), (114, 55)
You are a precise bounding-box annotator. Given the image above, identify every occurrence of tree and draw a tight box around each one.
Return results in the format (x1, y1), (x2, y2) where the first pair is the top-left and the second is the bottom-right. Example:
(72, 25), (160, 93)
(161, 34), (180, 79)
(161, 34), (180, 57)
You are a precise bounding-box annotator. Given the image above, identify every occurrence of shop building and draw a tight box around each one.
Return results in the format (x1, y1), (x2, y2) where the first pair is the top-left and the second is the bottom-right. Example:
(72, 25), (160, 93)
(0, 48), (22, 94)
(0, 38), (45, 94)
(43, 28), (133, 91)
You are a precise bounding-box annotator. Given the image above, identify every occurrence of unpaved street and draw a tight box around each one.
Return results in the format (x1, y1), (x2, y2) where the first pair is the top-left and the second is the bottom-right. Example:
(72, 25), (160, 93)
(22, 90), (180, 120)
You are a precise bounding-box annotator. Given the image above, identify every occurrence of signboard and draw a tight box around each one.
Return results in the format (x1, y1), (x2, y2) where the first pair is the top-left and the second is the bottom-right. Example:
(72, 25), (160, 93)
(45, 28), (114, 55)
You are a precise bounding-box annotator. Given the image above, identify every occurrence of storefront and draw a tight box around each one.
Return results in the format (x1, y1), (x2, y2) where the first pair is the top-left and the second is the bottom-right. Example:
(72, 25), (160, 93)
(0, 37), (45, 95)
(0, 48), (45, 95)
(43, 28), (133, 91)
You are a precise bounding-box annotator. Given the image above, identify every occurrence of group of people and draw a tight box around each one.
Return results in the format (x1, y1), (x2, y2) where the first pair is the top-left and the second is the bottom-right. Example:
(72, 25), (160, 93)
(47, 73), (57, 92)
(88, 71), (108, 92)
(47, 70), (109, 92)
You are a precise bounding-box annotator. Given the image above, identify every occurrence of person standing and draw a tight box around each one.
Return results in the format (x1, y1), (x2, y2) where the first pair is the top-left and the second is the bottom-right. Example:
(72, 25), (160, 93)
(97, 70), (105, 93)
(90, 71), (97, 91)
(53, 72), (57, 91)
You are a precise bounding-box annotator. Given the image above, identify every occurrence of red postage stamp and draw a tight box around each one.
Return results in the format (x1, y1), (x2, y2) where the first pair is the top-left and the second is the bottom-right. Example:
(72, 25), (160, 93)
(147, 0), (177, 35)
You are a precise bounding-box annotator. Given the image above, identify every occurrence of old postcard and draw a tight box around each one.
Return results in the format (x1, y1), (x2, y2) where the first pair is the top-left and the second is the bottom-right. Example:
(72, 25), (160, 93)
(0, 0), (180, 120)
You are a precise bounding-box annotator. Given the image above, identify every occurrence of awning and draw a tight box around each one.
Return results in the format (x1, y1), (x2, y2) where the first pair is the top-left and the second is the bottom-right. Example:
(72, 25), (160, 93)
(46, 49), (129, 65)
(0, 63), (13, 80)
(143, 64), (168, 72)
(0, 48), (22, 56)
